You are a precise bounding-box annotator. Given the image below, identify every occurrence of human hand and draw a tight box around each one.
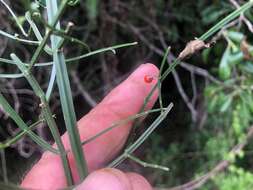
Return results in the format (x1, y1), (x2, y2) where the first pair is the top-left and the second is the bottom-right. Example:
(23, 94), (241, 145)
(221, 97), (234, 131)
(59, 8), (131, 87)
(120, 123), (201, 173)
(21, 63), (159, 190)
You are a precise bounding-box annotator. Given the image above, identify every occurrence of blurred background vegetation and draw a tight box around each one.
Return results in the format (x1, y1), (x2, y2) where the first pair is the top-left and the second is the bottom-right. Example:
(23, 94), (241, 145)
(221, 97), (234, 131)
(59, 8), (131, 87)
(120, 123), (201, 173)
(1, 0), (253, 189)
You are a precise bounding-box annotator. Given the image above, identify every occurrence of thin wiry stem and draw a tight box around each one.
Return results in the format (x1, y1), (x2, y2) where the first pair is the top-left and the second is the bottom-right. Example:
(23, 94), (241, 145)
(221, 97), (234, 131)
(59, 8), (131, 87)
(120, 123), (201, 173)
(0, 42), (138, 66)
(32, 12), (90, 51)
(158, 47), (171, 111)
(11, 54), (73, 185)
(28, 0), (69, 69)
(0, 91), (59, 154)
(0, 0), (28, 36)
(0, 120), (44, 149)
(0, 30), (39, 45)
(109, 103), (173, 167)
(126, 154), (169, 171)
(200, 0), (253, 41)
(82, 108), (166, 146)
(25, 12), (53, 54)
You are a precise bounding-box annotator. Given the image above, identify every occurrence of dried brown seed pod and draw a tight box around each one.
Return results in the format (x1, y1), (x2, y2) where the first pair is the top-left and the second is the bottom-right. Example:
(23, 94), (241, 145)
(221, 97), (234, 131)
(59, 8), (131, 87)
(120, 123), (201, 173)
(178, 38), (210, 60)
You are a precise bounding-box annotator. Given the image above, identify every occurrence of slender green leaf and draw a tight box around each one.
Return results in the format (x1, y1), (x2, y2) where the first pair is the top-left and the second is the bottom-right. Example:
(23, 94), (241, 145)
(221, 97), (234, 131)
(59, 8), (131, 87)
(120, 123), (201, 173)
(220, 96), (232, 113)
(46, 0), (88, 180)
(219, 47), (231, 80)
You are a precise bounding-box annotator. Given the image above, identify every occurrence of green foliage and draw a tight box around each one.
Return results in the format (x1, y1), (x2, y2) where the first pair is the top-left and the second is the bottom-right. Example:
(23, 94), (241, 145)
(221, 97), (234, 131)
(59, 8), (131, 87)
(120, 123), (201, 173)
(1, 0), (253, 189)
(143, 1), (253, 189)
(201, 2), (233, 25)
(145, 134), (185, 187)
(213, 166), (253, 190)
(201, 4), (253, 188)
(205, 29), (253, 137)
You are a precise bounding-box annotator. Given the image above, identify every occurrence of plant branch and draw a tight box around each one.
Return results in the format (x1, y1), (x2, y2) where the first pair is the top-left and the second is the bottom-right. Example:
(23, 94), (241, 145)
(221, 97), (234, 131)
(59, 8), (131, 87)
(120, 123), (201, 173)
(0, 0), (28, 36)
(28, 0), (69, 69)
(0, 119), (43, 149)
(108, 103), (173, 168)
(10, 54), (73, 185)
(0, 91), (59, 154)
(46, 0), (88, 181)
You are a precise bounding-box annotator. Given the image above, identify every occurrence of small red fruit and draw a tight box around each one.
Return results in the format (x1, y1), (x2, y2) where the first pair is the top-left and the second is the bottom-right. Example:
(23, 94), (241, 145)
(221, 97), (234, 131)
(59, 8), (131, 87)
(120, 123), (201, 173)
(144, 75), (154, 83)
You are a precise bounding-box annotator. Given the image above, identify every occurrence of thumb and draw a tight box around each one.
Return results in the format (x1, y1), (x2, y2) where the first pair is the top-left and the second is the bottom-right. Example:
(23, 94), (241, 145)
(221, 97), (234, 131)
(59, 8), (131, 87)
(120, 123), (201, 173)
(77, 168), (152, 190)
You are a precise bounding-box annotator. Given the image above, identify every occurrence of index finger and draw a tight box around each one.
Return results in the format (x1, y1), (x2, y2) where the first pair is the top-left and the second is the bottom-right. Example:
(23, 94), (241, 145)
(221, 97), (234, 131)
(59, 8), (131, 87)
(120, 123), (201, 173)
(21, 63), (159, 189)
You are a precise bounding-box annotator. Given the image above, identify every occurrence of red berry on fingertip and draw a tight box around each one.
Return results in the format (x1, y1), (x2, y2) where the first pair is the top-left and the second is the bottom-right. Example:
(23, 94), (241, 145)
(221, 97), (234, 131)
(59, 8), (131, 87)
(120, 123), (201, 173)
(144, 75), (154, 83)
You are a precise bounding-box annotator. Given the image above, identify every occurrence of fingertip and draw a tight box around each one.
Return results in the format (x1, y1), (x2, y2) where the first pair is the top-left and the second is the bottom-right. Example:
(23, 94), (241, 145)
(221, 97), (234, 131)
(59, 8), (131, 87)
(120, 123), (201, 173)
(126, 172), (153, 190)
(77, 63), (160, 172)
(130, 63), (159, 84)
(78, 169), (152, 190)
(77, 168), (131, 190)
(133, 63), (159, 110)
(102, 63), (159, 113)
(141, 63), (159, 73)
(144, 63), (160, 75)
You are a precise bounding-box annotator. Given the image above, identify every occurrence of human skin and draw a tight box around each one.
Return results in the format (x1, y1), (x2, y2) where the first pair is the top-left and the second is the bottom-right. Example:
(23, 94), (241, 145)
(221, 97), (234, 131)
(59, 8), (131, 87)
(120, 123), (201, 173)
(21, 63), (159, 190)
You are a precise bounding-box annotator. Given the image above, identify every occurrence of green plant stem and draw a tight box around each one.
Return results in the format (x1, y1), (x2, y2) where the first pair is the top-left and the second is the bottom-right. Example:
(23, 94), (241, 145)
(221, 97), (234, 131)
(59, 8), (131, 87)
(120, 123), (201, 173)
(65, 42), (138, 62)
(126, 47), (171, 146)
(0, 0), (28, 37)
(32, 13), (90, 51)
(0, 73), (24, 79)
(0, 92), (59, 154)
(57, 22), (74, 49)
(0, 42), (138, 67)
(28, 0), (69, 69)
(0, 30), (39, 45)
(81, 108), (166, 146)
(158, 47), (171, 110)
(10, 54), (73, 185)
(51, 30), (90, 50)
(199, 0), (253, 41)
(1, 108), (163, 157)
(108, 103), (173, 167)
(126, 154), (169, 171)
(0, 120), (43, 149)
(46, 0), (88, 181)
(25, 12), (53, 55)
